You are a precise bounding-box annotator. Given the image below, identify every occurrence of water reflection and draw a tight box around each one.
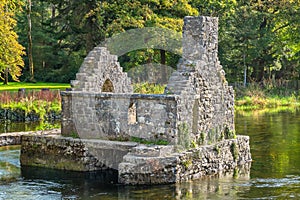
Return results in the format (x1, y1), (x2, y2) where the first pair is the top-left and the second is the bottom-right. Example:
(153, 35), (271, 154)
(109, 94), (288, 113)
(0, 121), (60, 134)
(0, 146), (20, 183)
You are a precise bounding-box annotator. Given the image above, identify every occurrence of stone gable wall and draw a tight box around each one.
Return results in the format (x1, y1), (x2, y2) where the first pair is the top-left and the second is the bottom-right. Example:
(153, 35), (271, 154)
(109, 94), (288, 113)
(71, 47), (132, 93)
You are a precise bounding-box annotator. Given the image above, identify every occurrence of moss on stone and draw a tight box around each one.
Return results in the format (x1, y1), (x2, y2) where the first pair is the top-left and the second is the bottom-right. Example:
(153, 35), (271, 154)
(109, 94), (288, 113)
(214, 145), (221, 155)
(230, 142), (239, 161)
(178, 123), (190, 149)
(182, 159), (192, 169)
(130, 136), (169, 145)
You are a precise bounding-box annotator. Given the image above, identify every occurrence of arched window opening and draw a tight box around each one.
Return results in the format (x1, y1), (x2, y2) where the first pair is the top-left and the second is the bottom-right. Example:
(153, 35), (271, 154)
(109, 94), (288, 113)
(128, 102), (137, 125)
(102, 79), (114, 92)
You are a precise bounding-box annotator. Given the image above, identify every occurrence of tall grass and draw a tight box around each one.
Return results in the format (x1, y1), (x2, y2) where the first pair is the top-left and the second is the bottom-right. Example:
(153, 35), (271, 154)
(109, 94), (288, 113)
(0, 90), (61, 120)
(235, 84), (300, 111)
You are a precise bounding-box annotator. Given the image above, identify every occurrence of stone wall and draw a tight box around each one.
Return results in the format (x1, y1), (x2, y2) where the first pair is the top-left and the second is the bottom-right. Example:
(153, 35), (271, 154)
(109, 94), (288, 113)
(166, 16), (235, 147)
(61, 92), (178, 144)
(71, 47), (132, 93)
(0, 129), (60, 147)
(20, 134), (138, 171)
(61, 16), (235, 150)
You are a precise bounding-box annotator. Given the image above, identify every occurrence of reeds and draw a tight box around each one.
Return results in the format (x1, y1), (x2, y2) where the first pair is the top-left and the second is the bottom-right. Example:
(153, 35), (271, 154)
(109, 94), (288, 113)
(0, 89), (62, 121)
(0, 89), (61, 104)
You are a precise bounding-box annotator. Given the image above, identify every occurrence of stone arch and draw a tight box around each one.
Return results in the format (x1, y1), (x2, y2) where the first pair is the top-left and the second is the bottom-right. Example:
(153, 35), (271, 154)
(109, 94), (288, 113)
(102, 79), (114, 92)
(70, 47), (133, 93)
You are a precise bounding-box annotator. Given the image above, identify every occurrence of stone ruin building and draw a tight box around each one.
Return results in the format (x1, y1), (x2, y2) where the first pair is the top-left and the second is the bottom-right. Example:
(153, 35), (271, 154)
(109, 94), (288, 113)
(62, 16), (235, 147)
(21, 16), (251, 185)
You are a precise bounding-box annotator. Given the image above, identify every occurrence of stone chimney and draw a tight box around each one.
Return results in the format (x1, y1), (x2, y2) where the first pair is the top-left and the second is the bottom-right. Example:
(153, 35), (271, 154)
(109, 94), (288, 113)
(182, 16), (219, 63)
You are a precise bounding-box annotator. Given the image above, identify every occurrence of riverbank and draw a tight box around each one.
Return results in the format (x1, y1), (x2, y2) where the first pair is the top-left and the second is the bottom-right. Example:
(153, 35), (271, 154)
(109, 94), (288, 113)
(235, 85), (300, 111)
(0, 89), (61, 122)
(1, 83), (300, 122)
(235, 95), (300, 111)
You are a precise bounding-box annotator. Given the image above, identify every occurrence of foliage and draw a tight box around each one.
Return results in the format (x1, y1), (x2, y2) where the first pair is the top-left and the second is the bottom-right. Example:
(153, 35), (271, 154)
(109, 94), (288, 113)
(221, 0), (300, 83)
(0, 0), (25, 84)
(37, 121), (60, 131)
(1, 0), (299, 85)
(133, 82), (165, 94)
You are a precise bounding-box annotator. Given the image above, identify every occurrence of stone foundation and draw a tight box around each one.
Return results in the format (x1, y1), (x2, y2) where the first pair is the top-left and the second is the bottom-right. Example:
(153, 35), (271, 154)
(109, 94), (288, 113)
(20, 134), (137, 171)
(118, 135), (251, 184)
(20, 134), (251, 185)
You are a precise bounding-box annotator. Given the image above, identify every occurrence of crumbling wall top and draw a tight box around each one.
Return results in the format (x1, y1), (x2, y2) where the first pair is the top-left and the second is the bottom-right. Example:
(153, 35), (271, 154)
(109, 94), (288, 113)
(182, 16), (218, 63)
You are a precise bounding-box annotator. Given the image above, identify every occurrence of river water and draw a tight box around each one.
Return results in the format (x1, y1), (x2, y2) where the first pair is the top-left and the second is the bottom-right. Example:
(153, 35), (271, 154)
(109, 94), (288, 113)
(0, 109), (300, 199)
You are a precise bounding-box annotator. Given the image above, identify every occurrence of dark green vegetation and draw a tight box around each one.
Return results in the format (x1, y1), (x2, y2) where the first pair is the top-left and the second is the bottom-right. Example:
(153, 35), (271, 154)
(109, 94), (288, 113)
(1, 1), (299, 86)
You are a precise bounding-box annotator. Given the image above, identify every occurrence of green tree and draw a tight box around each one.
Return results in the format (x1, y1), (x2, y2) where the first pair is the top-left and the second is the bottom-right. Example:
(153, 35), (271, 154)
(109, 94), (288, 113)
(221, 0), (300, 83)
(104, 0), (198, 78)
(0, 0), (25, 84)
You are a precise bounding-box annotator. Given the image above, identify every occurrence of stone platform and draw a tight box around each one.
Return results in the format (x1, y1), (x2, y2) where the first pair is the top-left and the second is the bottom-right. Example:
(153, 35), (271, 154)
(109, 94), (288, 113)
(0, 129), (60, 147)
(20, 134), (251, 185)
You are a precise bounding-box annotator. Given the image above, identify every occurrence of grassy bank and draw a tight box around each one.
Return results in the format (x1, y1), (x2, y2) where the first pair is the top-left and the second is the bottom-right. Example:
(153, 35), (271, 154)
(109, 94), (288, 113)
(235, 85), (300, 111)
(0, 82), (70, 91)
(0, 89), (61, 122)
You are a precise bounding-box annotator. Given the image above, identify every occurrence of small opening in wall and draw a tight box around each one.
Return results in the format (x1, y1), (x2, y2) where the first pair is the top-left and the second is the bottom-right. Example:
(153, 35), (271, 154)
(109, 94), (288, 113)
(128, 102), (137, 125)
(102, 79), (114, 92)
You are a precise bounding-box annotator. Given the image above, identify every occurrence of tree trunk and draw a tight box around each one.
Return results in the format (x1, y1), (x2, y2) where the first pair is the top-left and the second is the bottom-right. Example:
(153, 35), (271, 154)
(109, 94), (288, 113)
(243, 53), (247, 87)
(27, 0), (35, 82)
(160, 49), (167, 84)
(3, 67), (9, 85)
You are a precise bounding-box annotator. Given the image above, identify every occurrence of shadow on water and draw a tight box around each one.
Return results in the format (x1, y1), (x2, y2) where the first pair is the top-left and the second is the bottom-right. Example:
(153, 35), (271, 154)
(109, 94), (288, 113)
(21, 166), (118, 185)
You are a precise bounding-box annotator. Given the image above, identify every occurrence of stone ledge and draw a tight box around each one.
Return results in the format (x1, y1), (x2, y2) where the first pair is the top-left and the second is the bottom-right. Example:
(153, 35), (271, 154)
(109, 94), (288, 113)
(20, 135), (139, 171)
(0, 129), (60, 147)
